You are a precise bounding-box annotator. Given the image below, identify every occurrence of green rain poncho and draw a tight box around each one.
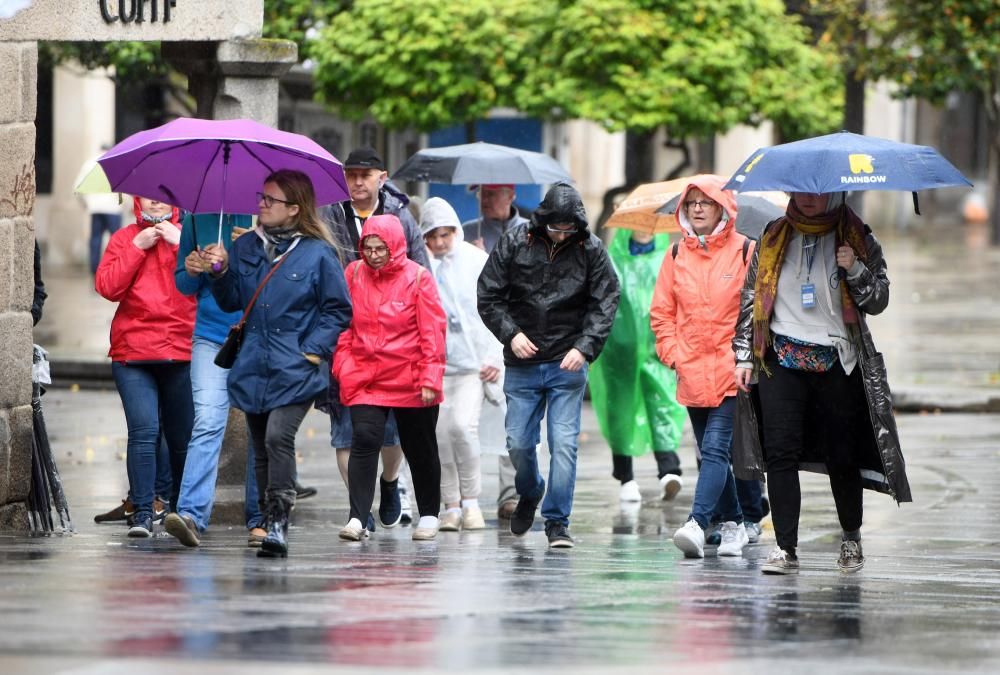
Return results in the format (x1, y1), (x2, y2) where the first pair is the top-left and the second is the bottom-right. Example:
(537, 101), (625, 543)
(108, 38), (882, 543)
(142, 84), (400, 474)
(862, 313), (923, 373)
(590, 229), (687, 457)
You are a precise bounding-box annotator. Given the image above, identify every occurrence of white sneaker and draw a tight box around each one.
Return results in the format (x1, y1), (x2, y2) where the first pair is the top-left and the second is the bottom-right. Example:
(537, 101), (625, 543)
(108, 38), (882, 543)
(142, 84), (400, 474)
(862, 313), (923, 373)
(462, 506), (486, 530)
(672, 519), (705, 558)
(338, 518), (369, 542)
(439, 509), (462, 532)
(717, 521), (749, 556)
(761, 546), (800, 575)
(412, 516), (439, 541)
(619, 480), (642, 502)
(660, 474), (683, 501)
(745, 521), (762, 544)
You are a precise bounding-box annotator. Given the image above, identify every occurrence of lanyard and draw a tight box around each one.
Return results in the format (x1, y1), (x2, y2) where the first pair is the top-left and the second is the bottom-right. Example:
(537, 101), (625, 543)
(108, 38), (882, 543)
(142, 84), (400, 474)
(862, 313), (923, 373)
(802, 235), (818, 282)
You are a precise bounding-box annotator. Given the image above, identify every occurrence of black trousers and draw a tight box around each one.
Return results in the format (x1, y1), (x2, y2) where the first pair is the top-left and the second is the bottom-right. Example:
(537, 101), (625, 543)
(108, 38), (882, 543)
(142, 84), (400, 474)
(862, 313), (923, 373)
(758, 350), (866, 552)
(349, 404), (441, 521)
(611, 451), (682, 483)
(245, 401), (311, 512)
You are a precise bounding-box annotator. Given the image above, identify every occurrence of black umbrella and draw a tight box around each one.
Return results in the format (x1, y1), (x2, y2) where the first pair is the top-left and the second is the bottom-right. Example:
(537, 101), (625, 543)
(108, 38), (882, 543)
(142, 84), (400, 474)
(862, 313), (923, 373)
(657, 193), (787, 240)
(27, 346), (73, 533)
(392, 142), (572, 185)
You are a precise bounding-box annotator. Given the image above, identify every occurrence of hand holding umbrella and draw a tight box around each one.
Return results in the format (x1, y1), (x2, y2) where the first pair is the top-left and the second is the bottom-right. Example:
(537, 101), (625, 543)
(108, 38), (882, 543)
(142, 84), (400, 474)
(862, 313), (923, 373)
(201, 243), (228, 275)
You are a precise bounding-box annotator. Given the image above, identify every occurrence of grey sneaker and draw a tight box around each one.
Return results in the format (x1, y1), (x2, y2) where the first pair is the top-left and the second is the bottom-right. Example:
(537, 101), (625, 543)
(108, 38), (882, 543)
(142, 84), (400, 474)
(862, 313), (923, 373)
(745, 521), (762, 544)
(761, 546), (799, 574)
(717, 521), (749, 557)
(164, 513), (200, 547)
(838, 540), (865, 573)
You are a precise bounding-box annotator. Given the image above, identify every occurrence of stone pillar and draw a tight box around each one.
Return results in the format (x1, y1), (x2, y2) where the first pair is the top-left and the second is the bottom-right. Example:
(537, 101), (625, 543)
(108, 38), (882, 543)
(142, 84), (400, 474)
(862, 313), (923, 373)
(163, 37), (297, 525)
(0, 41), (38, 530)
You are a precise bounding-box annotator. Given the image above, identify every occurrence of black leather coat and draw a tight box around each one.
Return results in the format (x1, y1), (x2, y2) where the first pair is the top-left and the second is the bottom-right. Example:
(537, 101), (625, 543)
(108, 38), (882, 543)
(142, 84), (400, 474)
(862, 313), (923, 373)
(732, 222), (912, 503)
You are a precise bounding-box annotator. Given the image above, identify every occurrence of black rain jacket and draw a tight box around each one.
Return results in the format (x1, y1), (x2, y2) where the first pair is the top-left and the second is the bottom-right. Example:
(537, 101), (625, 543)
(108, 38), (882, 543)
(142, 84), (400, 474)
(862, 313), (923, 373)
(477, 183), (620, 365)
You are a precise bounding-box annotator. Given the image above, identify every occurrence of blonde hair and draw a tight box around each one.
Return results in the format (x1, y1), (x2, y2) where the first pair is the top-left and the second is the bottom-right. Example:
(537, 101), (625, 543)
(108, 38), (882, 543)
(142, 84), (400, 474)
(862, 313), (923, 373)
(264, 169), (342, 258)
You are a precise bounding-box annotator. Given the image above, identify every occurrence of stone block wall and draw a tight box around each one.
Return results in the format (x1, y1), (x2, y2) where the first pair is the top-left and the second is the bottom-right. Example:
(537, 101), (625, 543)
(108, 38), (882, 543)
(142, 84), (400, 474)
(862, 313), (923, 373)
(0, 41), (37, 530)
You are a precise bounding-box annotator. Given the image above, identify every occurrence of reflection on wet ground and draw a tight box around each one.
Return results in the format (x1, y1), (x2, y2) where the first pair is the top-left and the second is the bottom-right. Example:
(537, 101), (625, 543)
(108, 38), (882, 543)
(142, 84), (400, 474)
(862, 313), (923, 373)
(2, 393), (1000, 673)
(5, 224), (1000, 672)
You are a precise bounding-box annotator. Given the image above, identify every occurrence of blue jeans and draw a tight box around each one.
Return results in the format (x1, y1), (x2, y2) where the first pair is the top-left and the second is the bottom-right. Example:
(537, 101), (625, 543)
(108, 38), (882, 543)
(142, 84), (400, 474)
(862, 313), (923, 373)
(175, 338), (262, 532)
(687, 396), (742, 529)
(112, 361), (193, 518)
(504, 361), (588, 527)
(127, 435), (171, 503)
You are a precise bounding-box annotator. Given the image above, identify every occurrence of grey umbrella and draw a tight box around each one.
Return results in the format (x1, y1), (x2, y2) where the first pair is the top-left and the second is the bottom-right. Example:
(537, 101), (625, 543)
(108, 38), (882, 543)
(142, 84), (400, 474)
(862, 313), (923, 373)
(657, 193), (786, 240)
(391, 141), (572, 185)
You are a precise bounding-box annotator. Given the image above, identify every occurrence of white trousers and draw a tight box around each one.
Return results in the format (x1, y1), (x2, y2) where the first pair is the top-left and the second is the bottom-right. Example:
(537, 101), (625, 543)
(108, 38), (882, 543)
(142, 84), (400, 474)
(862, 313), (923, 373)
(438, 372), (484, 503)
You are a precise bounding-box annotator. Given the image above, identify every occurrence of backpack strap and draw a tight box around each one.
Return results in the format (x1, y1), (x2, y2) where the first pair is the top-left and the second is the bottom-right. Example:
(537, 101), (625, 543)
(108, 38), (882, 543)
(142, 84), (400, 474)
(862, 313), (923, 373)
(742, 237), (751, 264)
(672, 242), (679, 259)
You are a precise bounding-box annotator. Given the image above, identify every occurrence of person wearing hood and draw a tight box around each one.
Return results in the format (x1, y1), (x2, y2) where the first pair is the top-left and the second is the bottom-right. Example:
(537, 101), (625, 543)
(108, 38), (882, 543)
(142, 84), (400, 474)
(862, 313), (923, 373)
(478, 182), (620, 548)
(650, 176), (753, 560)
(320, 147), (429, 529)
(589, 228), (688, 506)
(203, 170), (353, 559)
(333, 214), (447, 542)
(95, 195), (197, 538)
(420, 198), (504, 532)
(732, 192), (911, 575)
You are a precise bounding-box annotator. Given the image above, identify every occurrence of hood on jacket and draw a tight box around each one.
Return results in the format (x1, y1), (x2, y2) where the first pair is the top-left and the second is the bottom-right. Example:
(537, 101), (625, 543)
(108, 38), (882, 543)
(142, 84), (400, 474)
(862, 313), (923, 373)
(131, 195), (180, 228)
(381, 181), (410, 209)
(530, 182), (588, 232)
(360, 214), (408, 272)
(674, 176), (737, 238)
(419, 197), (465, 243)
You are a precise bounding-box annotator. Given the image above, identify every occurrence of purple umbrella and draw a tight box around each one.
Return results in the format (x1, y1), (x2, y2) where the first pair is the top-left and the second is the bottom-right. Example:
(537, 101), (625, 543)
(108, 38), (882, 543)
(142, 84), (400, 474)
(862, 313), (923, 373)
(98, 118), (349, 243)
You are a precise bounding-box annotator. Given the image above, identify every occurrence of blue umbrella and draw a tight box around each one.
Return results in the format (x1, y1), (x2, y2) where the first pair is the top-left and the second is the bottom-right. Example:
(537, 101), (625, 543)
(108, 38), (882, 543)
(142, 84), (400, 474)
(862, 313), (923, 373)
(724, 132), (972, 203)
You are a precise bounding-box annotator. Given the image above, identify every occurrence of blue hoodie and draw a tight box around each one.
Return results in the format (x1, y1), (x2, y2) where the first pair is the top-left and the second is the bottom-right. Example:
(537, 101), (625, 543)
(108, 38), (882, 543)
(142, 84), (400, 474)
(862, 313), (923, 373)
(174, 213), (252, 344)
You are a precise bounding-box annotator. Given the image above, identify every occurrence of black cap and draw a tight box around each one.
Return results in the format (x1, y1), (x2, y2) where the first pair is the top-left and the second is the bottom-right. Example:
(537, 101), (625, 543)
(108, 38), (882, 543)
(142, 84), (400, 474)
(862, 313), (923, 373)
(343, 147), (386, 171)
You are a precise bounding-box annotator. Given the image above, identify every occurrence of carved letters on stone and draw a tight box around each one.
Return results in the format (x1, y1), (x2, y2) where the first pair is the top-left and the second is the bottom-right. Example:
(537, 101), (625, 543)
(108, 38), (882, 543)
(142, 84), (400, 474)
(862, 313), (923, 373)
(100, 0), (176, 24)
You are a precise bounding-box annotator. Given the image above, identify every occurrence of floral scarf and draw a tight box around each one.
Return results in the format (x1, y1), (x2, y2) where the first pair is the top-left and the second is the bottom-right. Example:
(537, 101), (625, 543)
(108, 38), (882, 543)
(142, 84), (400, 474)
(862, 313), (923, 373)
(752, 199), (869, 365)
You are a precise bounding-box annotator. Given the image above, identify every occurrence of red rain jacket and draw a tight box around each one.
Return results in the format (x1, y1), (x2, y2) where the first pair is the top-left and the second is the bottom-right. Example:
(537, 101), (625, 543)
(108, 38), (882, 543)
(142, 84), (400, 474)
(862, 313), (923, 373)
(95, 197), (196, 362)
(333, 214), (446, 407)
(650, 176), (753, 408)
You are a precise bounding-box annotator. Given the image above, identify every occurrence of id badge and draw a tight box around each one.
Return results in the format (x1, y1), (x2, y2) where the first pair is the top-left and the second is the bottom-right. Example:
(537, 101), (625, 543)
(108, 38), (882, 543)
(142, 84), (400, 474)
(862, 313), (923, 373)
(801, 283), (816, 309)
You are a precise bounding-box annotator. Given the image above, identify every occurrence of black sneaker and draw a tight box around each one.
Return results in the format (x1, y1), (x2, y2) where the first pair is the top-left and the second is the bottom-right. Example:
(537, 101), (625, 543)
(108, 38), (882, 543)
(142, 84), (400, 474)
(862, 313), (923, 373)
(378, 476), (402, 527)
(545, 521), (575, 549)
(127, 512), (153, 538)
(510, 493), (541, 536)
(838, 540), (865, 573)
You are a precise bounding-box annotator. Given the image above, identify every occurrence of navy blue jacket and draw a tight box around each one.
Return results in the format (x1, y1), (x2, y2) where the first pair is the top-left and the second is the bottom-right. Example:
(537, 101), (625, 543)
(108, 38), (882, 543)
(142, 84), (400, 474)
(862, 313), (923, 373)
(211, 231), (352, 414)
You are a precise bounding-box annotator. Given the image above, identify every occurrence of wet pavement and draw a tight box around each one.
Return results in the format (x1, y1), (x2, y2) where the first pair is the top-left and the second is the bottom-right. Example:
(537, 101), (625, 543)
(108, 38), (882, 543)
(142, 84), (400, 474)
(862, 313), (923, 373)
(4, 221), (999, 673)
(2, 389), (1000, 673)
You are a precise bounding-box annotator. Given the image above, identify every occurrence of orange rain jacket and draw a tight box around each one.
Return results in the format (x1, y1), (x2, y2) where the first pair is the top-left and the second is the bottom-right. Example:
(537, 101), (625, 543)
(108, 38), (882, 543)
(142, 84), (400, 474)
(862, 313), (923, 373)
(650, 176), (754, 408)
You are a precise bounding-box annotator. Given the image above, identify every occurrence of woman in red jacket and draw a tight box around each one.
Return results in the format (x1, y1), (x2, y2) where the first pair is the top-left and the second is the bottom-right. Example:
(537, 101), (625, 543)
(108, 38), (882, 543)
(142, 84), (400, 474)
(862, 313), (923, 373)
(96, 196), (196, 538)
(333, 214), (447, 542)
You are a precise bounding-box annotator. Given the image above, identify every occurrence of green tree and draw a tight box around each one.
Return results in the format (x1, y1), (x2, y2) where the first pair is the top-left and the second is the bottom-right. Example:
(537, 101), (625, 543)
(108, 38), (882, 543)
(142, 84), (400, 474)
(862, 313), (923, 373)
(823, 0), (1000, 240)
(311, 0), (546, 134)
(515, 0), (842, 221)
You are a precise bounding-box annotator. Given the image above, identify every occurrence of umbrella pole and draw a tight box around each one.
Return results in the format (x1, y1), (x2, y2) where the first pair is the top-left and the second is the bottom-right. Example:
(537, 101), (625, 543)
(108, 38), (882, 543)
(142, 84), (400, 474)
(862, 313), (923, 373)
(212, 143), (231, 273)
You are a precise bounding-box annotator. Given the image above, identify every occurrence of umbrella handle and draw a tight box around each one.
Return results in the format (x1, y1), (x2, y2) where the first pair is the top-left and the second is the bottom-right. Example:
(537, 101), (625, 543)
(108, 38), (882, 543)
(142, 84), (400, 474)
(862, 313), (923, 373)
(212, 142), (231, 271)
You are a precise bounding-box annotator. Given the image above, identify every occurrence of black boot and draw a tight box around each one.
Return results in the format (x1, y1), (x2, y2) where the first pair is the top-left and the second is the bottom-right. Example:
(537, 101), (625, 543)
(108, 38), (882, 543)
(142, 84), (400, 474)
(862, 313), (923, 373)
(258, 490), (295, 559)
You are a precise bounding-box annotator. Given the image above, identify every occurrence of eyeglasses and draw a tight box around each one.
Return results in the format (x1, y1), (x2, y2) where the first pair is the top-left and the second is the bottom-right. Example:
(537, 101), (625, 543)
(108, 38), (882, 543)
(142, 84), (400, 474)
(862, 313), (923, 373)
(256, 192), (295, 208)
(362, 245), (389, 256)
(684, 199), (717, 211)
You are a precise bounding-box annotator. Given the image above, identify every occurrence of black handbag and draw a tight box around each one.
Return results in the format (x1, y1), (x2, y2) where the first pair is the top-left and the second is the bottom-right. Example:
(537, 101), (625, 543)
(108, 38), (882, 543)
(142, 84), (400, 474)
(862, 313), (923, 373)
(214, 254), (291, 369)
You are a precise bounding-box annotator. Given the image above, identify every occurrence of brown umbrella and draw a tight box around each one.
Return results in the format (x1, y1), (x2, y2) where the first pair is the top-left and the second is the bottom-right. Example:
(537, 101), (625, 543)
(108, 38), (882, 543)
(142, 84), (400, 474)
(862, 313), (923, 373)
(606, 175), (724, 234)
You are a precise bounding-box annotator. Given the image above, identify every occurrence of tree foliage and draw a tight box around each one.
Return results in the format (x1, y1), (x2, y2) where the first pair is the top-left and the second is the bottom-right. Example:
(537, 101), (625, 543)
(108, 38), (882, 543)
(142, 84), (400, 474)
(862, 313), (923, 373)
(311, 0), (546, 132)
(311, 0), (842, 140)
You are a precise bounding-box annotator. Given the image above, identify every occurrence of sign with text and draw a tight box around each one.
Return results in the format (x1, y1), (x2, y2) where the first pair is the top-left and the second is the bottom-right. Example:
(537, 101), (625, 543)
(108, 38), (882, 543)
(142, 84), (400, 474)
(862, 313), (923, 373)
(0, 0), (263, 42)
